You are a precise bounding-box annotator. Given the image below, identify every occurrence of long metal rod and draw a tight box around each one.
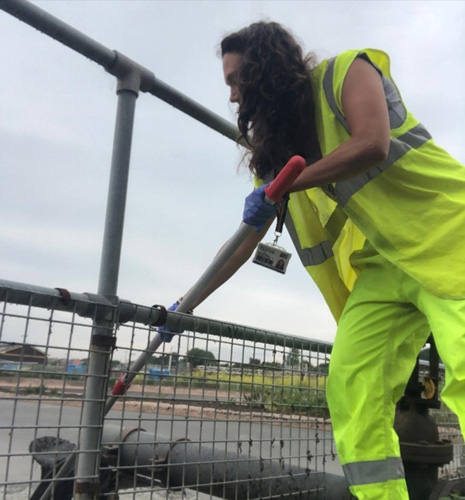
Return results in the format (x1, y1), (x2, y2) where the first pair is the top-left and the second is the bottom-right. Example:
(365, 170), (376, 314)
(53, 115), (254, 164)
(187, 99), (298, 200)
(175, 222), (252, 314)
(105, 157), (308, 409)
(0, 0), (242, 145)
(105, 221), (256, 412)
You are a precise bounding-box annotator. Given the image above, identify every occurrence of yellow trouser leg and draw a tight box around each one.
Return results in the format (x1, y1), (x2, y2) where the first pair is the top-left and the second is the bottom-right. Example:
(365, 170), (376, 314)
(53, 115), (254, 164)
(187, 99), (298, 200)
(327, 251), (431, 500)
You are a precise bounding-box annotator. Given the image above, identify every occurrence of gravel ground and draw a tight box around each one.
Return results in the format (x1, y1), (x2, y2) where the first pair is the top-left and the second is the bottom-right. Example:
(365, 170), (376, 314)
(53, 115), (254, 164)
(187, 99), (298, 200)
(5, 485), (215, 500)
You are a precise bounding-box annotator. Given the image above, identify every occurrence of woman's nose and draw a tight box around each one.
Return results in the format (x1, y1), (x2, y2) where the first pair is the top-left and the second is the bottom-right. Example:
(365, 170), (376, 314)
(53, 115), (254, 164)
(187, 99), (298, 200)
(230, 87), (240, 104)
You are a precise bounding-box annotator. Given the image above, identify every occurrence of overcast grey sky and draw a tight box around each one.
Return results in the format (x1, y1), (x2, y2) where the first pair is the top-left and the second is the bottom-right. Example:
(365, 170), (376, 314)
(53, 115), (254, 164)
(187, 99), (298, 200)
(1, 0), (464, 345)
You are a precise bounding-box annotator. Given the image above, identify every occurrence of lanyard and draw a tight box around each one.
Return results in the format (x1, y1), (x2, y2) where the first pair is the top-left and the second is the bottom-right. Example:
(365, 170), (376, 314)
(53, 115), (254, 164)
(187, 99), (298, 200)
(252, 194), (292, 275)
(273, 196), (289, 246)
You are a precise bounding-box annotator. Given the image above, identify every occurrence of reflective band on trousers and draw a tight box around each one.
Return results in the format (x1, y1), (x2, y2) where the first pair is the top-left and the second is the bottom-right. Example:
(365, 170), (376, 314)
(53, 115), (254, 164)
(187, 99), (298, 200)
(343, 457), (405, 486)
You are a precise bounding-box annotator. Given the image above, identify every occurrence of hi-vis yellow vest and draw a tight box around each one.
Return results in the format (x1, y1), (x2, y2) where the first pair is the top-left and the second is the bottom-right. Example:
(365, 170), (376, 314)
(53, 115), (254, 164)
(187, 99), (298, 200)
(255, 49), (465, 322)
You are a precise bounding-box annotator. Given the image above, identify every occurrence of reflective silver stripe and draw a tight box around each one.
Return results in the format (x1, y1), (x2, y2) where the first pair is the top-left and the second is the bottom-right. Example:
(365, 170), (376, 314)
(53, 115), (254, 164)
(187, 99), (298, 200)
(343, 457), (405, 486)
(301, 240), (333, 266)
(382, 71), (407, 128)
(285, 214), (333, 266)
(335, 123), (432, 206)
(324, 206), (348, 245)
(322, 54), (432, 207)
(323, 57), (349, 132)
(323, 54), (407, 132)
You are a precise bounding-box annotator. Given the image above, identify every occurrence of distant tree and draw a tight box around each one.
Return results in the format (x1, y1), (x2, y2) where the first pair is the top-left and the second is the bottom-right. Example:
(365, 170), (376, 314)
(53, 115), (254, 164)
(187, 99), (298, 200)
(262, 361), (282, 370)
(149, 354), (161, 365)
(307, 363), (319, 373)
(286, 348), (300, 367)
(249, 358), (262, 366)
(149, 352), (180, 367)
(48, 359), (63, 366)
(317, 362), (330, 375)
(186, 348), (216, 368)
(111, 360), (122, 368)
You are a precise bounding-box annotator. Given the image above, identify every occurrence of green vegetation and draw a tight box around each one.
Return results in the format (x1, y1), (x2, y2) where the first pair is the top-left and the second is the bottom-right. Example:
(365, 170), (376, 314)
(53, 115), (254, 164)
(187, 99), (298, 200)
(1, 357), (328, 416)
(186, 348), (216, 368)
(130, 368), (328, 415)
(24, 385), (59, 396)
(193, 370), (327, 415)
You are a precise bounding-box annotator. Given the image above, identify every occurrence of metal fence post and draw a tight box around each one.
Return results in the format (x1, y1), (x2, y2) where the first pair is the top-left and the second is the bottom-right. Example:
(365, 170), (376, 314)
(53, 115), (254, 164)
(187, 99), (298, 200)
(74, 64), (141, 499)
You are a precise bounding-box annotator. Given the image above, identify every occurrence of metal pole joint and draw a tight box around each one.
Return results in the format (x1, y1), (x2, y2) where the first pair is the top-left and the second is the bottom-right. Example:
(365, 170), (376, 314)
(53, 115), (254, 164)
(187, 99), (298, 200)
(83, 292), (118, 323)
(117, 300), (167, 326)
(107, 50), (155, 96)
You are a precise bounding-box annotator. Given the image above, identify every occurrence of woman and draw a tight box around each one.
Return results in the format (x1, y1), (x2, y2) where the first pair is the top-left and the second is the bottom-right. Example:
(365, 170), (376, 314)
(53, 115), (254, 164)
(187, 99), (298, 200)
(177, 22), (465, 500)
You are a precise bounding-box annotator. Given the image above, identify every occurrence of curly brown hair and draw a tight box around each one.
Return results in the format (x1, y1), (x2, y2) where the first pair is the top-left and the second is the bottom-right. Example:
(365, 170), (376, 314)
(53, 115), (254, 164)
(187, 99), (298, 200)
(221, 22), (319, 179)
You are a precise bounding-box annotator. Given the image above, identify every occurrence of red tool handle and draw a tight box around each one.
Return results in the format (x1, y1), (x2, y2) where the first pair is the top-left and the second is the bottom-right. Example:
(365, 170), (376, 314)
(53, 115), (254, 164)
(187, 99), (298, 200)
(111, 374), (131, 396)
(264, 155), (306, 203)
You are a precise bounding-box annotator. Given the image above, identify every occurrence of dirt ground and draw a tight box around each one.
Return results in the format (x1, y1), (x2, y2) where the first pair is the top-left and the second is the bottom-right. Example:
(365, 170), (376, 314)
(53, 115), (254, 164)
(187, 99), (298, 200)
(0, 376), (329, 428)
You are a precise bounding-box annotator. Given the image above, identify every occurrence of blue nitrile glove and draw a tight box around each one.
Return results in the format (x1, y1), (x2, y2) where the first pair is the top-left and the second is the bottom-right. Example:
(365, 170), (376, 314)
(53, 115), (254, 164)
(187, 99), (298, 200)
(157, 301), (183, 343)
(243, 184), (278, 232)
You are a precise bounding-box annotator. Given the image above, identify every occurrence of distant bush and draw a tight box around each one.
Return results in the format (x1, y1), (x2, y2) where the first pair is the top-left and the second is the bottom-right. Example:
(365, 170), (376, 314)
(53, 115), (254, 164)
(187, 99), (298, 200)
(169, 370), (329, 416)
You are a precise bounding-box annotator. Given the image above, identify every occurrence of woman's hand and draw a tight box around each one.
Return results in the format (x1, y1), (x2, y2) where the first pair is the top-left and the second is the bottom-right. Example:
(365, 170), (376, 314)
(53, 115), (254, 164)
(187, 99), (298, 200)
(243, 184), (278, 232)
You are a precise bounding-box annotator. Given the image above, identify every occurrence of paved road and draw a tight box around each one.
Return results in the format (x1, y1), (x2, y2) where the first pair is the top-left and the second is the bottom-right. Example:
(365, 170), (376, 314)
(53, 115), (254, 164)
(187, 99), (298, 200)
(0, 398), (342, 499)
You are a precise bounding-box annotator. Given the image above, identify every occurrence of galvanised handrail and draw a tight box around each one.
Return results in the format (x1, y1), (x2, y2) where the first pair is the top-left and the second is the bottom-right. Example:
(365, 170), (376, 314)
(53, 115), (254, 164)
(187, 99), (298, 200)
(0, 0), (242, 145)
(0, 278), (334, 352)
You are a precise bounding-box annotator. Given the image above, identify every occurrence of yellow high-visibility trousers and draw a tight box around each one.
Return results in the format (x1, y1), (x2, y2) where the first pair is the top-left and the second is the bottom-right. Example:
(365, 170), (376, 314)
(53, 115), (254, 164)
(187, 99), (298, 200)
(326, 245), (465, 500)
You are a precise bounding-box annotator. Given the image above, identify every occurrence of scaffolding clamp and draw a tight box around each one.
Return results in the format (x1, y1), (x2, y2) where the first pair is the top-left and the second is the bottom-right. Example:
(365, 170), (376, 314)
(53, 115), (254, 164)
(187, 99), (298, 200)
(106, 50), (155, 96)
(91, 334), (116, 349)
(55, 287), (72, 305)
(74, 479), (101, 495)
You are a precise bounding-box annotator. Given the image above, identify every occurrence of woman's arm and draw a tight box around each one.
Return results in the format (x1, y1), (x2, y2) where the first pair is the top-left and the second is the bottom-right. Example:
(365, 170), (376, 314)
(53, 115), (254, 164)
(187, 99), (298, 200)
(290, 57), (391, 192)
(176, 60), (386, 309)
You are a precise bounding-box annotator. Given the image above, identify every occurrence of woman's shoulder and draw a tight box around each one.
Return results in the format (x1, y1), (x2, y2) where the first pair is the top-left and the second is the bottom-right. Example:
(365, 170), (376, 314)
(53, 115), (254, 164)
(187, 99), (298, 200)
(314, 49), (391, 71)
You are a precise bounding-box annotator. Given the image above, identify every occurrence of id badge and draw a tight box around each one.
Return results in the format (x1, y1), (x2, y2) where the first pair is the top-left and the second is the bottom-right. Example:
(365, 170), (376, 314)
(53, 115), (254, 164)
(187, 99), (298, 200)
(253, 242), (292, 274)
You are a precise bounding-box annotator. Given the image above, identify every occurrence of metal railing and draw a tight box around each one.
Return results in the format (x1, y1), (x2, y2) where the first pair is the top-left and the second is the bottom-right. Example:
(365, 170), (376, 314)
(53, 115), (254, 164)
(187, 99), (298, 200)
(0, 280), (345, 499)
(1, 281), (463, 499)
(1, 1), (464, 499)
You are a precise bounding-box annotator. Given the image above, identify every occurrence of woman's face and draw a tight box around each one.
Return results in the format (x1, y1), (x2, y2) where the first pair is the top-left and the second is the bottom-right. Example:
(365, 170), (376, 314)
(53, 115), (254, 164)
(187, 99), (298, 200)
(222, 52), (244, 105)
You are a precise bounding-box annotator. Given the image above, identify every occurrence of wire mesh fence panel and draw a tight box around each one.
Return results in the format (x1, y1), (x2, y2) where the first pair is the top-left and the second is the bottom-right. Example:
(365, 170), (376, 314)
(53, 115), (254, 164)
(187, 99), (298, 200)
(436, 411), (465, 480)
(0, 287), (340, 500)
(0, 291), (96, 500)
(103, 316), (338, 500)
(432, 378), (465, 481)
(1, 285), (464, 500)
